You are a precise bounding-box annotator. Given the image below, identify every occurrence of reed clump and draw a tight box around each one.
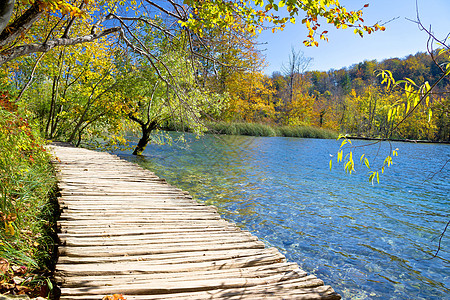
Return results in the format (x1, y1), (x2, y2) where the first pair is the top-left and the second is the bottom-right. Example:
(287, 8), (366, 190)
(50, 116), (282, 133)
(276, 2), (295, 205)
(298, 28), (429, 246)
(208, 122), (278, 137)
(277, 125), (338, 139)
(207, 122), (338, 139)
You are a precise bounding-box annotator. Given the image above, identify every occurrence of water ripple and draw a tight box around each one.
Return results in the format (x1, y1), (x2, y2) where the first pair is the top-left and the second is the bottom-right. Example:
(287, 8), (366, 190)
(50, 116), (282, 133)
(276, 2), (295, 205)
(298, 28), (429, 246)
(115, 134), (450, 299)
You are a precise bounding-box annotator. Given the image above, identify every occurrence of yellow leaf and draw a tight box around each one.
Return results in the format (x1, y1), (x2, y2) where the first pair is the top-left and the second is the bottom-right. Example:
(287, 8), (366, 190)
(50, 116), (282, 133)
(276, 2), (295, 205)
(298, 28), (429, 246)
(4, 221), (14, 236)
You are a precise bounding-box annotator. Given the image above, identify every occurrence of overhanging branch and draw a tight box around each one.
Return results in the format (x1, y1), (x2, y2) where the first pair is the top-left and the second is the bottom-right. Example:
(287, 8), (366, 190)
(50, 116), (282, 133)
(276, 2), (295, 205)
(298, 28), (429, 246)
(0, 26), (120, 66)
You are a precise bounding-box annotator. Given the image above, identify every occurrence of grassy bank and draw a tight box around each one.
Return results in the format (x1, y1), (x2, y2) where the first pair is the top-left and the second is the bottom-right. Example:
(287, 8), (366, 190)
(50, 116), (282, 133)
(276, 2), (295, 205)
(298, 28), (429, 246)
(206, 122), (338, 139)
(163, 121), (338, 139)
(1, 107), (59, 297)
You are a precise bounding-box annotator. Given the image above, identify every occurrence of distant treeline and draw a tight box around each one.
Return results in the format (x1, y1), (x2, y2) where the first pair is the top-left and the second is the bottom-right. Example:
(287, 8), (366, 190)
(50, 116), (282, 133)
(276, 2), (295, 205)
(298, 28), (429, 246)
(218, 51), (449, 142)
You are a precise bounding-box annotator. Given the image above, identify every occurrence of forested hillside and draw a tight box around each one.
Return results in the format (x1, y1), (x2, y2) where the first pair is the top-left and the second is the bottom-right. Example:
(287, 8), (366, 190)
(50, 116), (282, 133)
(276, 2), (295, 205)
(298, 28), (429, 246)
(221, 50), (449, 141)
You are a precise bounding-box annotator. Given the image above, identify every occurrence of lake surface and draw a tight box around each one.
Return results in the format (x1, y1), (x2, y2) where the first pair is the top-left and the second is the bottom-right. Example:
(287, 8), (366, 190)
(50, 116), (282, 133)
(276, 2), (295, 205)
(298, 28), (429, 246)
(113, 134), (449, 299)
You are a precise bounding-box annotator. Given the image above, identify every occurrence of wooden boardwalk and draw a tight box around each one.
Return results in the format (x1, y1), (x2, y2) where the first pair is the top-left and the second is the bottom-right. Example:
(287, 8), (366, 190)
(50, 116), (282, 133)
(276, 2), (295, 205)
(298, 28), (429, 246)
(49, 144), (341, 300)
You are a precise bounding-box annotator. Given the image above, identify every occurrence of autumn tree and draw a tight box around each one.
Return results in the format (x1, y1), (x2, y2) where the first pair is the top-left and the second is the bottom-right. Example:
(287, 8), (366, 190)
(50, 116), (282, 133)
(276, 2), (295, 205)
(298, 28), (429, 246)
(225, 69), (276, 122)
(114, 21), (227, 155)
(277, 49), (314, 125)
(14, 38), (126, 146)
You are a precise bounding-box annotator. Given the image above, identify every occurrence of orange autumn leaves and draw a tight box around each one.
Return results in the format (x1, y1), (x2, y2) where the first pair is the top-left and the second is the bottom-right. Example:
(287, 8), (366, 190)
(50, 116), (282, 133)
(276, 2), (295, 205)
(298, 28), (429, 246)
(103, 294), (126, 300)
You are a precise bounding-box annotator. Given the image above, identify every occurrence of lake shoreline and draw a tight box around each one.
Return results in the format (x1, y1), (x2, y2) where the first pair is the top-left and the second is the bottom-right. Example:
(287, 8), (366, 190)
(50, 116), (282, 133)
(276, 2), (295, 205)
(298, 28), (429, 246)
(345, 136), (450, 144)
(162, 121), (450, 144)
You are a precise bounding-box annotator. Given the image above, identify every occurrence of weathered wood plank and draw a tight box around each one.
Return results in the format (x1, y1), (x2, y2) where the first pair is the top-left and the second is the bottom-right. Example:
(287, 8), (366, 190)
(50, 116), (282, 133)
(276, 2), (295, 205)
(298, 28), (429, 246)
(60, 231), (254, 245)
(56, 247), (280, 264)
(59, 274), (321, 296)
(58, 240), (266, 257)
(58, 225), (239, 235)
(55, 263), (302, 285)
(57, 270), (307, 290)
(56, 252), (287, 276)
(61, 234), (259, 247)
(59, 278), (334, 297)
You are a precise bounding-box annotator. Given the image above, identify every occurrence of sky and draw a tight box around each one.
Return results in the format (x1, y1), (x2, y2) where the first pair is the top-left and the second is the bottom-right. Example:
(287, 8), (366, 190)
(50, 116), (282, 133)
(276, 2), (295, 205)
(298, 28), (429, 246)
(257, 0), (450, 74)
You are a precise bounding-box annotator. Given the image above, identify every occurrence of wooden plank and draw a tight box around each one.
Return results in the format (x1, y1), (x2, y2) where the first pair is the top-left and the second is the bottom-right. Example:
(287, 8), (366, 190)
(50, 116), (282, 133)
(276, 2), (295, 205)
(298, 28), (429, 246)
(60, 207), (218, 213)
(58, 224), (239, 233)
(57, 270), (306, 289)
(58, 226), (239, 235)
(59, 277), (331, 297)
(56, 252), (287, 276)
(61, 234), (259, 247)
(55, 263), (302, 285)
(56, 247), (280, 264)
(59, 214), (221, 222)
(60, 231), (254, 245)
(58, 240), (266, 257)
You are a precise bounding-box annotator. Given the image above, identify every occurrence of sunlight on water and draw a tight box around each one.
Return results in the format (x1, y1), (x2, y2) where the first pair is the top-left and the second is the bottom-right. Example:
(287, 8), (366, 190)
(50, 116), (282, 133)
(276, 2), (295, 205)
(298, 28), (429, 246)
(114, 134), (450, 300)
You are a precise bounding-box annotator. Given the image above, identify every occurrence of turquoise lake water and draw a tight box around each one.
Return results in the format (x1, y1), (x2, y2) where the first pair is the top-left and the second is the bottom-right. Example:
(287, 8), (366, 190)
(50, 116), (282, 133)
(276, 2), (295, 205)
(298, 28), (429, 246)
(113, 134), (449, 299)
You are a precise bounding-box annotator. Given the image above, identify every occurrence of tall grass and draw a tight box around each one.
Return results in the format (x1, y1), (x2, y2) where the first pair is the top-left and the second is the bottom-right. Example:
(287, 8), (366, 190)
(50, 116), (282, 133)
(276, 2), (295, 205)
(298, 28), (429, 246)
(0, 104), (58, 297)
(208, 122), (278, 137)
(207, 122), (338, 139)
(277, 125), (338, 139)
(162, 120), (337, 139)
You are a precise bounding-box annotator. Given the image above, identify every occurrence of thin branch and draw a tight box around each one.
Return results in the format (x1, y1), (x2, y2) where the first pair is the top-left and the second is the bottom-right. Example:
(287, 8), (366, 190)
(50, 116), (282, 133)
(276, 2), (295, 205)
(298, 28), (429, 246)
(423, 158), (450, 183)
(15, 52), (45, 103)
(143, 0), (184, 21)
(113, 15), (174, 38)
(146, 81), (160, 125)
(426, 219), (450, 259)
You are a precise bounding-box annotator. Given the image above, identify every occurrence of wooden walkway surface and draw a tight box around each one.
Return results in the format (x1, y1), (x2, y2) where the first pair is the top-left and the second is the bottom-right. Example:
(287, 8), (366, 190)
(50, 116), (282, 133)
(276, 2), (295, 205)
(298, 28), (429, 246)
(49, 144), (341, 300)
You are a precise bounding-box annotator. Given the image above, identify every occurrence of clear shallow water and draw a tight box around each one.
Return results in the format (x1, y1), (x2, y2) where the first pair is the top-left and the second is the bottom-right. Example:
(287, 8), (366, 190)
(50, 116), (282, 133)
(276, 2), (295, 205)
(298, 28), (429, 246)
(113, 134), (449, 299)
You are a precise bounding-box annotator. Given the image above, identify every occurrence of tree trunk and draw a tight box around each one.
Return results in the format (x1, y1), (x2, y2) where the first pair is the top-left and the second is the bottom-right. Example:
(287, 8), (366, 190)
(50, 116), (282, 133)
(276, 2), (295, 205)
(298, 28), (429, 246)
(0, 1), (41, 48)
(0, 0), (15, 35)
(132, 130), (151, 155)
(132, 120), (157, 155)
